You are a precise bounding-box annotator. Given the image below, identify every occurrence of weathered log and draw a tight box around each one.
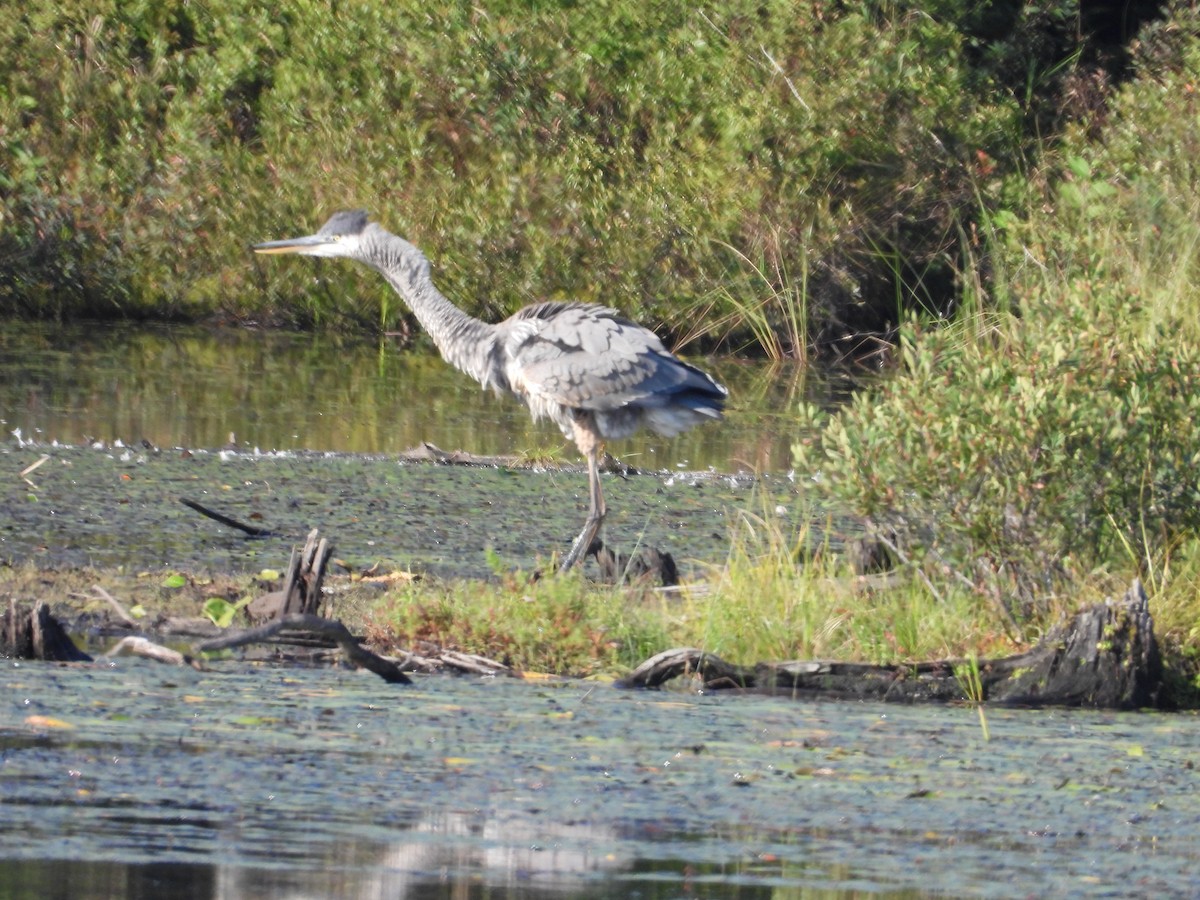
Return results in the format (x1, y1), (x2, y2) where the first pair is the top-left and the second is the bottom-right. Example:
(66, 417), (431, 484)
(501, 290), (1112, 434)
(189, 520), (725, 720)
(196, 613), (411, 684)
(398, 441), (523, 467)
(396, 442), (638, 475)
(3, 599), (92, 662)
(620, 580), (1163, 709)
(615, 647), (753, 690)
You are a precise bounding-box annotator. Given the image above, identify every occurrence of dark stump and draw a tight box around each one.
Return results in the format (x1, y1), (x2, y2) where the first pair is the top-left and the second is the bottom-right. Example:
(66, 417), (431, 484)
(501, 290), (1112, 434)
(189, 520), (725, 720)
(618, 580), (1163, 710)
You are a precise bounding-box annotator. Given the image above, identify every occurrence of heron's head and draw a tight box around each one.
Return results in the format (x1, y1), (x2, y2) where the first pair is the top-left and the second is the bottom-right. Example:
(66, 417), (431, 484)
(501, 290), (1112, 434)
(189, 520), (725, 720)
(253, 209), (370, 258)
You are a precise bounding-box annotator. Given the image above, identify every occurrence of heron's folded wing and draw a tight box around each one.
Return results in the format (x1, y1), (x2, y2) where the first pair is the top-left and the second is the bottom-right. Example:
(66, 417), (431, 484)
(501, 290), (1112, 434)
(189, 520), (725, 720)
(504, 303), (724, 413)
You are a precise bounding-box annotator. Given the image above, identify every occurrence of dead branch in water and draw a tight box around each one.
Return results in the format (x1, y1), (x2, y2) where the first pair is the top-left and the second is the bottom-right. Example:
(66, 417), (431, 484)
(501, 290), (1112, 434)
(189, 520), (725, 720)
(197, 614), (410, 684)
(107, 635), (200, 669)
(180, 497), (280, 537)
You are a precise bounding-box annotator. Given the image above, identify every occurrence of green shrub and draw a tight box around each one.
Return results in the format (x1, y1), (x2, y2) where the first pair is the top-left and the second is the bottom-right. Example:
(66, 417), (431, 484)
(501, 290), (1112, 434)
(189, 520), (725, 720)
(797, 290), (1200, 627)
(0, 1), (1027, 349)
(795, 13), (1200, 628)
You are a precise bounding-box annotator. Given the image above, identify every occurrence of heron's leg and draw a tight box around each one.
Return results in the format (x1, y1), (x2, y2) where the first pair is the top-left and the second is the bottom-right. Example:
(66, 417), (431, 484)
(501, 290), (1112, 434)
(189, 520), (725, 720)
(559, 447), (606, 572)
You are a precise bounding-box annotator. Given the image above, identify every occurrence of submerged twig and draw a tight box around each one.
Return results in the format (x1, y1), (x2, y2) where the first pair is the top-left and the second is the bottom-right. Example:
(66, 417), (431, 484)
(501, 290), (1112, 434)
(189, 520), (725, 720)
(179, 497), (280, 537)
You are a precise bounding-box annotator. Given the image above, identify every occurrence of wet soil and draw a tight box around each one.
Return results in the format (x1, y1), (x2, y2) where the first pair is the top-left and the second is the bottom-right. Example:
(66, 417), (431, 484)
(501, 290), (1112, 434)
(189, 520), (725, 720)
(2, 442), (774, 581)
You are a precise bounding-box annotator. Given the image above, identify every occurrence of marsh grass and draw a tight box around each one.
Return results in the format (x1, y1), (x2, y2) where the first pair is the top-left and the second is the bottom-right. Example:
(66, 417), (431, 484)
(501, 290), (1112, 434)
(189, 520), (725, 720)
(369, 564), (671, 677)
(708, 228), (811, 361)
(682, 508), (1015, 665)
(953, 655), (991, 741)
(368, 489), (1020, 677)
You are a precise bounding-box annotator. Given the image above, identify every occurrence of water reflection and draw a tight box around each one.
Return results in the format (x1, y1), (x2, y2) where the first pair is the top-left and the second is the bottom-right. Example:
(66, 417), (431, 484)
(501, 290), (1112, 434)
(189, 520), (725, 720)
(0, 322), (837, 473)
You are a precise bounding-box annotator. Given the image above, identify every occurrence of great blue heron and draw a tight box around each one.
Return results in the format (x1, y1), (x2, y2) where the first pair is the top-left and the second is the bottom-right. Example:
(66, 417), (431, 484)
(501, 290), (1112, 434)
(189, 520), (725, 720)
(254, 210), (727, 571)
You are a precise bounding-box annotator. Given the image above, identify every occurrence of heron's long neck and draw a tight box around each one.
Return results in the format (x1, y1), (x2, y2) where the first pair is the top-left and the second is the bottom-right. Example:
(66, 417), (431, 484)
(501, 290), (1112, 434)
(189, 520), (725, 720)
(364, 228), (498, 387)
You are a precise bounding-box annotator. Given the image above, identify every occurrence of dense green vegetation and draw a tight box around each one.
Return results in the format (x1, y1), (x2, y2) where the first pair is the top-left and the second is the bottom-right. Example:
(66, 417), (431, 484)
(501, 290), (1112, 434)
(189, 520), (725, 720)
(1, 0), (1103, 349)
(795, 7), (1200, 698)
(4, 1), (1199, 699)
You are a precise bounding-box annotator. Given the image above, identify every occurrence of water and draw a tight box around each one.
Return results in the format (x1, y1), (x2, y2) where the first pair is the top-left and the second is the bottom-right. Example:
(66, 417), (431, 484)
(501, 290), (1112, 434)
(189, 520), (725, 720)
(0, 321), (824, 474)
(1, 662), (1197, 898)
(0, 441), (767, 577)
(0, 320), (821, 576)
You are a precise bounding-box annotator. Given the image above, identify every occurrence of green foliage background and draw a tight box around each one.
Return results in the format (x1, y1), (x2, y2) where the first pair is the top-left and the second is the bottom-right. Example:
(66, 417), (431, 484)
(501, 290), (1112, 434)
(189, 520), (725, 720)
(797, 7), (1200, 653)
(0, 0), (1034, 345)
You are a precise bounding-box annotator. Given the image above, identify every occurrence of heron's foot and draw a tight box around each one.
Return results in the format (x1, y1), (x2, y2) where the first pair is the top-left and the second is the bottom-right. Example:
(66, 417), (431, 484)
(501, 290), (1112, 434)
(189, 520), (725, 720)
(558, 520), (605, 573)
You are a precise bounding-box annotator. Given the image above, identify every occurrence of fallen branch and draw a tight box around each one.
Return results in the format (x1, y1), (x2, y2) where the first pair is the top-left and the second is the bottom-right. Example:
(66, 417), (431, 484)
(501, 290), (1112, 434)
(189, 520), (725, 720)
(106, 635), (199, 669)
(20, 454), (51, 489)
(196, 614), (410, 684)
(180, 497), (280, 537)
(437, 650), (511, 676)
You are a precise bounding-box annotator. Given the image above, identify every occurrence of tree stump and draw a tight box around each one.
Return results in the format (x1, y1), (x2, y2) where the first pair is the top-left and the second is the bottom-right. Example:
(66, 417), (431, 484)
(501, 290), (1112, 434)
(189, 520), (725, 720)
(3, 599), (92, 662)
(248, 528), (334, 622)
(619, 580), (1163, 710)
(589, 539), (679, 587)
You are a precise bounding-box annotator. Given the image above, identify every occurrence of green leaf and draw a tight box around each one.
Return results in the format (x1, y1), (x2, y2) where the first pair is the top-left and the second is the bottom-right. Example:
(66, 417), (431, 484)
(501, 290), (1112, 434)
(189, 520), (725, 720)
(203, 597), (238, 628)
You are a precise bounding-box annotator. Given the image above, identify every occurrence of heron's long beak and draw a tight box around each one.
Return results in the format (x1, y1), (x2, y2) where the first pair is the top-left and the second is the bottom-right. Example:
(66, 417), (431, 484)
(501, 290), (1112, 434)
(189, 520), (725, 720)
(252, 234), (333, 255)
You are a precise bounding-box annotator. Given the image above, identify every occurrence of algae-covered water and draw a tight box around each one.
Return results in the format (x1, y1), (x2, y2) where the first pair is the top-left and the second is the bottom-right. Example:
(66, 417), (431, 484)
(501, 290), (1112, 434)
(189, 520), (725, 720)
(1, 661), (1198, 898)
(0, 442), (771, 579)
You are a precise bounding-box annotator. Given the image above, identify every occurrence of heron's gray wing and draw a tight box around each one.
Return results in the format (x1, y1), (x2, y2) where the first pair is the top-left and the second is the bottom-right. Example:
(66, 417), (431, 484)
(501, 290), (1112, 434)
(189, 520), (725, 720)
(501, 302), (723, 413)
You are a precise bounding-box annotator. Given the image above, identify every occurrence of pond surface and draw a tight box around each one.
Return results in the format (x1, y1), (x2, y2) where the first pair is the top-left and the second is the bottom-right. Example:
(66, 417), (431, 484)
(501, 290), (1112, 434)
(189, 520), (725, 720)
(1, 661), (1197, 898)
(0, 321), (823, 474)
(0, 321), (824, 576)
(7, 320), (1197, 900)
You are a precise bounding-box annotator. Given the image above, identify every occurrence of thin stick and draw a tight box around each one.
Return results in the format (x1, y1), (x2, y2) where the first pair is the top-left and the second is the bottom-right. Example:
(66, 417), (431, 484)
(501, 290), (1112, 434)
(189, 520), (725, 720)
(179, 497), (279, 537)
(92, 585), (138, 629)
(19, 455), (51, 478)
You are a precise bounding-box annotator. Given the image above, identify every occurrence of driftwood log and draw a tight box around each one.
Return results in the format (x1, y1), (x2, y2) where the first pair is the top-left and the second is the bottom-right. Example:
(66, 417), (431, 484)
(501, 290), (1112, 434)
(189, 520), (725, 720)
(619, 580), (1163, 710)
